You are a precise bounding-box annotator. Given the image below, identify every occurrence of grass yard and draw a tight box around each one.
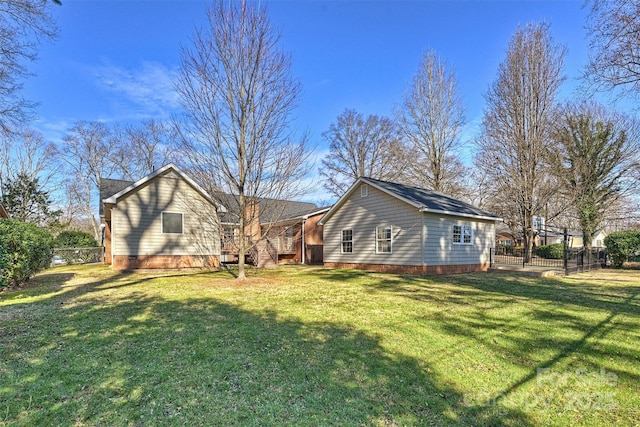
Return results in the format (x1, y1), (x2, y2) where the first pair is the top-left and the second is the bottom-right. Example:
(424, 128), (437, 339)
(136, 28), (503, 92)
(1, 264), (639, 426)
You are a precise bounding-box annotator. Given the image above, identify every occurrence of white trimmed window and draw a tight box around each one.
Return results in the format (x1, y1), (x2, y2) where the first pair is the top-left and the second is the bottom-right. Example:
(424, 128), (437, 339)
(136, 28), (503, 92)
(162, 212), (183, 234)
(361, 184), (368, 197)
(341, 229), (353, 253)
(453, 224), (472, 245)
(376, 226), (392, 253)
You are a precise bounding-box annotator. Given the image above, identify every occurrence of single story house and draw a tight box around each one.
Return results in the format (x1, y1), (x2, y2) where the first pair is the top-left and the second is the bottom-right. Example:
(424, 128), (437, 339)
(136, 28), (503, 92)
(318, 177), (502, 274)
(101, 163), (223, 270)
(101, 164), (328, 270)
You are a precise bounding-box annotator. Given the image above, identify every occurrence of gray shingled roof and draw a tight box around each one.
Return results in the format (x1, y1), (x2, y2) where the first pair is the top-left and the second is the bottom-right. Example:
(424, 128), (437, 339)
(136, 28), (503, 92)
(217, 193), (318, 225)
(99, 178), (134, 216)
(362, 177), (500, 220)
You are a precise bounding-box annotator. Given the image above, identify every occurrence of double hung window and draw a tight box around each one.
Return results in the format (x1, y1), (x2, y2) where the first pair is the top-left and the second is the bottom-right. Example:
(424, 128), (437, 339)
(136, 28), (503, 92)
(341, 229), (353, 253)
(453, 224), (472, 245)
(376, 226), (392, 253)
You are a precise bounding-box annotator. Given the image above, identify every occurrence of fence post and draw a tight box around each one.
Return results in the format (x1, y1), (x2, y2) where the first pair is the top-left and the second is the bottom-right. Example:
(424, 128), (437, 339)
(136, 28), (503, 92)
(563, 228), (568, 274)
(490, 247), (493, 268)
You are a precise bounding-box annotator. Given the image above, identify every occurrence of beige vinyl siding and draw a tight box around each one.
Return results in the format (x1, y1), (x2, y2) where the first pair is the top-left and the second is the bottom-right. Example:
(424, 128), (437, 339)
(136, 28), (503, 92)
(323, 184), (423, 266)
(112, 170), (220, 257)
(423, 213), (495, 266)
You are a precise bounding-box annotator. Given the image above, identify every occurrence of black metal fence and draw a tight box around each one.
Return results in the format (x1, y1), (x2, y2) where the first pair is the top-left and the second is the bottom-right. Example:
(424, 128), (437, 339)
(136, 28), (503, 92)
(491, 246), (563, 268)
(564, 247), (607, 275)
(490, 246), (607, 275)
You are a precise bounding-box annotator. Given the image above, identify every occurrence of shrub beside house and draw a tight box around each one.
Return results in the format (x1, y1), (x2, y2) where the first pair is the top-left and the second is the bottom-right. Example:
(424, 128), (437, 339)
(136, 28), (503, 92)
(0, 219), (53, 288)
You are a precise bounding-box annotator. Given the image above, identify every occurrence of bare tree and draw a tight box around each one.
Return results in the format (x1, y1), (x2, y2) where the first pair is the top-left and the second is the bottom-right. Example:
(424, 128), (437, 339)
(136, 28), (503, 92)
(175, 0), (312, 280)
(604, 195), (640, 231)
(476, 23), (566, 261)
(584, 0), (640, 97)
(58, 121), (123, 241)
(397, 50), (467, 197)
(0, 0), (58, 137)
(0, 127), (58, 190)
(121, 119), (175, 178)
(320, 109), (405, 198)
(553, 101), (640, 248)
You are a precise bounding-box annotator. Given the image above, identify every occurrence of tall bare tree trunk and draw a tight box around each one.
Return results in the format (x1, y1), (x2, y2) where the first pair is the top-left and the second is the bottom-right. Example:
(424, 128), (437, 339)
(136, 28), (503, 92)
(175, 0), (311, 280)
(476, 23), (565, 263)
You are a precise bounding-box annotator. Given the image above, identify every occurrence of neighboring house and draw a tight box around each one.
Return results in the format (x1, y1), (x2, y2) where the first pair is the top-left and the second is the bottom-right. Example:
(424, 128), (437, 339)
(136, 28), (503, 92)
(101, 163), (223, 270)
(543, 229), (607, 248)
(592, 230), (608, 248)
(496, 231), (519, 247)
(0, 203), (8, 218)
(318, 177), (502, 275)
(496, 228), (608, 249)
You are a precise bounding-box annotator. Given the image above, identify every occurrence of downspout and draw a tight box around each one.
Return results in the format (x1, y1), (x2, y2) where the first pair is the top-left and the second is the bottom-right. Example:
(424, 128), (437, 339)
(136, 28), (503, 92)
(301, 217), (306, 264)
(110, 206), (116, 267)
(421, 209), (426, 270)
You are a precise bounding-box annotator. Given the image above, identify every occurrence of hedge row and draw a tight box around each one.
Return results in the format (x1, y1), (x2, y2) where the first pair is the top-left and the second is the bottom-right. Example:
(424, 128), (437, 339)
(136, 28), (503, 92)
(0, 219), (53, 288)
(604, 231), (640, 268)
(536, 243), (565, 259)
(53, 230), (98, 248)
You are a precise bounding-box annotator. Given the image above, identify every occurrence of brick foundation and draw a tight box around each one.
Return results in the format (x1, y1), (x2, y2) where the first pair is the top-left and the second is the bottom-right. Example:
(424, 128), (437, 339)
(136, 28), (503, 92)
(112, 255), (220, 271)
(323, 262), (490, 275)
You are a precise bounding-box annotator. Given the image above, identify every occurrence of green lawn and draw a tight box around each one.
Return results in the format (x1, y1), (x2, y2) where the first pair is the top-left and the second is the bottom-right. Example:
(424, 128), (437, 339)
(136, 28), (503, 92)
(1, 264), (639, 426)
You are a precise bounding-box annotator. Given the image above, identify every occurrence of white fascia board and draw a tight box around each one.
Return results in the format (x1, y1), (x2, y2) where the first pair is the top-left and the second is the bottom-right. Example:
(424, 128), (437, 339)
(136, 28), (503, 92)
(317, 179), (365, 226)
(419, 207), (502, 222)
(319, 177), (425, 226)
(302, 206), (331, 220)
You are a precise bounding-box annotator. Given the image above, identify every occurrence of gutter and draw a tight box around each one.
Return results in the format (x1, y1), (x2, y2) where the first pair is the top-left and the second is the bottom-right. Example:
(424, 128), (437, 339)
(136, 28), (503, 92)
(418, 207), (502, 222)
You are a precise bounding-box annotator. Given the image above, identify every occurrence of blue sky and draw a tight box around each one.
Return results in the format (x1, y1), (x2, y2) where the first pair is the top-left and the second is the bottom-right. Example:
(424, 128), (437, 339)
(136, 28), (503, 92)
(24, 0), (594, 201)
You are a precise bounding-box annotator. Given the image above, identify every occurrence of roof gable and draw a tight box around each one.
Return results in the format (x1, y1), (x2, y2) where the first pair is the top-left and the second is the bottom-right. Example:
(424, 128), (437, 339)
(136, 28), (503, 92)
(319, 177), (501, 225)
(102, 164), (224, 212)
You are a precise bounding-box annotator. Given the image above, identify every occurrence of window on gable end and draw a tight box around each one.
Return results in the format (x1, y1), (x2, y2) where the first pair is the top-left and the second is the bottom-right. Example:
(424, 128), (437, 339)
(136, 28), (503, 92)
(162, 212), (183, 234)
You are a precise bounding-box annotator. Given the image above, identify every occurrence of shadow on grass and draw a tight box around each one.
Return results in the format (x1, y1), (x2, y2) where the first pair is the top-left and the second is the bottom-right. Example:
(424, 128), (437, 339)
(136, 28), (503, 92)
(0, 271), (532, 426)
(0, 272), (75, 300)
(361, 270), (640, 419)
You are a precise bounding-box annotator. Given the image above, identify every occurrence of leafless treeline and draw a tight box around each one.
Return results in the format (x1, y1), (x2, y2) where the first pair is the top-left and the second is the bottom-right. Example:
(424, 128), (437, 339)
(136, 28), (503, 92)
(322, 20), (640, 255)
(2, 0), (640, 259)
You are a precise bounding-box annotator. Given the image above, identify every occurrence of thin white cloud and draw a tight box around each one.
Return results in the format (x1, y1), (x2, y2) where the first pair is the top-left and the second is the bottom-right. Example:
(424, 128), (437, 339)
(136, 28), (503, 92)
(30, 117), (73, 144)
(91, 61), (181, 120)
